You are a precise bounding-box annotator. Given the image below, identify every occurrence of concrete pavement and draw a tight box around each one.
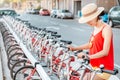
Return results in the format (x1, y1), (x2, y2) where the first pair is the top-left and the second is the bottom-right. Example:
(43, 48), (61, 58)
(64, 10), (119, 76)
(0, 31), (12, 80)
(0, 32), (4, 80)
(0, 50), (3, 80)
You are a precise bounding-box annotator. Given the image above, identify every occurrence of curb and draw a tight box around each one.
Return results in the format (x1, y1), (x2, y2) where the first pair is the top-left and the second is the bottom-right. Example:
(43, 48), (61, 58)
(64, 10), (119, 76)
(0, 31), (4, 80)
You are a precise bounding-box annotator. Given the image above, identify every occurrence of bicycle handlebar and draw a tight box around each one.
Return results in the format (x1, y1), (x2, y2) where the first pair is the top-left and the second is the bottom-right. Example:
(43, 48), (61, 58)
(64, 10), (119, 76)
(81, 55), (119, 75)
(101, 68), (119, 75)
(74, 50), (83, 56)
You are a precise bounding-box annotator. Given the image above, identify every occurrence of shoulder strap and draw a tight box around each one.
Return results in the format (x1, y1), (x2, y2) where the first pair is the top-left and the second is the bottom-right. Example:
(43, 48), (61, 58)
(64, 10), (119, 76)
(101, 24), (107, 31)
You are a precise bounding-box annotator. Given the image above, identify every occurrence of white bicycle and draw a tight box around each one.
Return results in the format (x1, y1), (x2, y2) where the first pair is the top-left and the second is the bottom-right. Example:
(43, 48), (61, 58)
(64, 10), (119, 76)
(69, 55), (119, 80)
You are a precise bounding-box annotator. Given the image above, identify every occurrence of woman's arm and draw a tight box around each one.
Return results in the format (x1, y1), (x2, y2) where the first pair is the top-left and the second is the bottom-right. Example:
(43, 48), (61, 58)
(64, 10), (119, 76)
(70, 42), (90, 51)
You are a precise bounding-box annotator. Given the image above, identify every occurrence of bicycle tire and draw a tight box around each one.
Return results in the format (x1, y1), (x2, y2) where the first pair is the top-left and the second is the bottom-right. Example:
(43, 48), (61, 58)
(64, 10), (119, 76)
(8, 47), (23, 58)
(6, 46), (20, 55)
(1, 29), (9, 35)
(10, 60), (27, 78)
(4, 38), (16, 45)
(8, 52), (23, 69)
(3, 32), (12, 39)
(3, 35), (14, 41)
(4, 40), (17, 49)
(5, 44), (19, 55)
(0, 23), (4, 28)
(1, 29), (7, 34)
(13, 66), (41, 80)
(6, 44), (20, 54)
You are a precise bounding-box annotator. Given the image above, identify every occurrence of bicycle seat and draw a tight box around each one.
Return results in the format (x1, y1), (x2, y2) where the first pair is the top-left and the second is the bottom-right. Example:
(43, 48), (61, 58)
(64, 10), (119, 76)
(21, 20), (29, 23)
(38, 28), (46, 31)
(60, 40), (72, 44)
(46, 30), (57, 34)
(51, 34), (61, 38)
(29, 25), (35, 29)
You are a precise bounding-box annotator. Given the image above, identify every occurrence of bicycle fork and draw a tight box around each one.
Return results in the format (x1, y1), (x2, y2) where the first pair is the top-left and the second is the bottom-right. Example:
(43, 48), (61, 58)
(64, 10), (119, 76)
(26, 68), (41, 80)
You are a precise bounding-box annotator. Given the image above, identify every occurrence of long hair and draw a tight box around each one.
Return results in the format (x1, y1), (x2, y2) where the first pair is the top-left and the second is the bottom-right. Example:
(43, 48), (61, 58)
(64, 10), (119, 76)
(97, 11), (106, 20)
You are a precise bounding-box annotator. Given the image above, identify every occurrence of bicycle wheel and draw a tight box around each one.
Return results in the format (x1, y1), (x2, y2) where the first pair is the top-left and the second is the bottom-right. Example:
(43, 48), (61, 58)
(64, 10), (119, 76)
(4, 38), (16, 46)
(8, 53), (23, 69)
(1, 30), (9, 36)
(3, 35), (14, 41)
(10, 60), (28, 78)
(6, 44), (19, 54)
(7, 45), (20, 53)
(4, 40), (17, 50)
(13, 66), (41, 80)
(7, 47), (23, 58)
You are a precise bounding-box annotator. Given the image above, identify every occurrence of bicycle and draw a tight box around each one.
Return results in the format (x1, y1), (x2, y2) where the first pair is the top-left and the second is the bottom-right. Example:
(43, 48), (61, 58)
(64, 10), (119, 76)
(69, 54), (119, 80)
(13, 66), (41, 80)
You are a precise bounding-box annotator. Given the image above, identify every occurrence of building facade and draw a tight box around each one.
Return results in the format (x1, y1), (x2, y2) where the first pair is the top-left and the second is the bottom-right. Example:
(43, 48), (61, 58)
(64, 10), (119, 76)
(40, 0), (81, 16)
(26, 0), (39, 9)
(40, 0), (118, 16)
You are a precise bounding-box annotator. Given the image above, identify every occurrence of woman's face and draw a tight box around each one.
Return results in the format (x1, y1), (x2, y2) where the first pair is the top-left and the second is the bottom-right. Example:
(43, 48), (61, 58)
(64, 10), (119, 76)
(87, 17), (98, 27)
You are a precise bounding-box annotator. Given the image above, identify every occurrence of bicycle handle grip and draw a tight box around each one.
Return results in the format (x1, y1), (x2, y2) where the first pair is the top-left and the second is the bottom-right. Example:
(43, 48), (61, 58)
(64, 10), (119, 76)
(74, 50), (83, 56)
(101, 69), (119, 75)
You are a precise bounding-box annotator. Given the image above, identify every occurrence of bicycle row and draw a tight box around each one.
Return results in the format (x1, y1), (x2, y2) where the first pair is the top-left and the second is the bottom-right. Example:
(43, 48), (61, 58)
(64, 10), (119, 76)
(0, 16), (119, 80)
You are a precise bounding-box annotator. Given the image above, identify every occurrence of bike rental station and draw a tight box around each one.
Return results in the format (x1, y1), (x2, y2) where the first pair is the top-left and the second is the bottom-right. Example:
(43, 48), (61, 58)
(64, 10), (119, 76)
(0, 15), (119, 80)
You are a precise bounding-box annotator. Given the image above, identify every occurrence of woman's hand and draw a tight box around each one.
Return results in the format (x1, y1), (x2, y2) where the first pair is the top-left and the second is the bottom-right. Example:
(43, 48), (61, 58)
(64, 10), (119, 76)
(77, 52), (86, 58)
(68, 45), (75, 51)
(77, 52), (90, 60)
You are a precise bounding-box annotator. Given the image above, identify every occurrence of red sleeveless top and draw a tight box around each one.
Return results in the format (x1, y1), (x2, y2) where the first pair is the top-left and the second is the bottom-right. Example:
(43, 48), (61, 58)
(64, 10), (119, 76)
(89, 25), (114, 70)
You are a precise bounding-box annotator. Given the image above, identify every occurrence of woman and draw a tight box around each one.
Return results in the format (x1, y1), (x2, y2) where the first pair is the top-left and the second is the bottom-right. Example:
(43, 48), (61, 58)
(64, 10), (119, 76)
(69, 3), (114, 80)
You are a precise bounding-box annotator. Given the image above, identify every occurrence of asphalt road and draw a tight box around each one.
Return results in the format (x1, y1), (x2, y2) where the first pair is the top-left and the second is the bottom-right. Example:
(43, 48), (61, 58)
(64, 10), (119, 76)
(18, 13), (120, 76)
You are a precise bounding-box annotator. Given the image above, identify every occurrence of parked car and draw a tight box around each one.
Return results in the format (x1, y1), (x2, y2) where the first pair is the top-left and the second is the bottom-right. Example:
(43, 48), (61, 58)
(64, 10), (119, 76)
(108, 6), (120, 27)
(26, 8), (32, 14)
(26, 8), (39, 14)
(0, 8), (18, 18)
(39, 9), (50, 16)
(56, 9), (74, 19)
(50, 9), (58, 18)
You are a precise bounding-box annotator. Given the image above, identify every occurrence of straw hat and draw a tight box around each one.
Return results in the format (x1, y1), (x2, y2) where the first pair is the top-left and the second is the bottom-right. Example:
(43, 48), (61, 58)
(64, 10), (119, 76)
(79, 3), (104, 23)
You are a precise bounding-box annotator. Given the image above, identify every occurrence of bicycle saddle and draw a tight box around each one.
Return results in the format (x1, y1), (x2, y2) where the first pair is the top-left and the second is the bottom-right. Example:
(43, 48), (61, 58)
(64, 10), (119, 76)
(60, 40), (72, 44)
